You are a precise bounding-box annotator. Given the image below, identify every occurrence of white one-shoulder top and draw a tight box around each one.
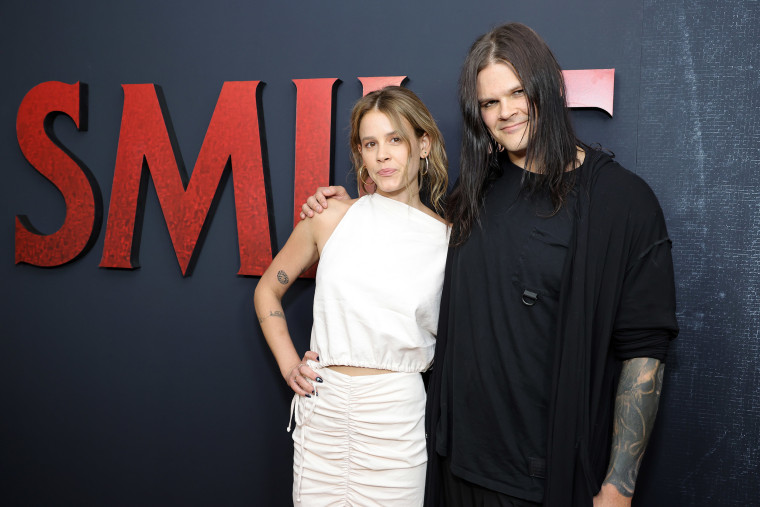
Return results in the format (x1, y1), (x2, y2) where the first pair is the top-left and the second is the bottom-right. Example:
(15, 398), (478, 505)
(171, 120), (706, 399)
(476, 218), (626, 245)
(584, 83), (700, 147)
(310, 193), (449, 373)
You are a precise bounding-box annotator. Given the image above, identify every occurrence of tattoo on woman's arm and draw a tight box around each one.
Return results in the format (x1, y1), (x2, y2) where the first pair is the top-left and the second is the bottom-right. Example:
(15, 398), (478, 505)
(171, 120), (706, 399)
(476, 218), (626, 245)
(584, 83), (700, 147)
(258, 310), (285, 323)
(277, 270), (289, 284)
(603, 357), (665, 497)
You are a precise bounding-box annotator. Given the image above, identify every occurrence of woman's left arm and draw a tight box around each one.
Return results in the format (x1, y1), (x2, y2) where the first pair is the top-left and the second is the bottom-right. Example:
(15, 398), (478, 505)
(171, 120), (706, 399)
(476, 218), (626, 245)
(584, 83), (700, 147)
(254, 219), (321, 396)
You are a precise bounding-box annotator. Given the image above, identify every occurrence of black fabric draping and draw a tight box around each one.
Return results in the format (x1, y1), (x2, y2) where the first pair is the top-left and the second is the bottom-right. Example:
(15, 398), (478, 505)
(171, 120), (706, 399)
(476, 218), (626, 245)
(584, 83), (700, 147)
(425, 149), (679, 507)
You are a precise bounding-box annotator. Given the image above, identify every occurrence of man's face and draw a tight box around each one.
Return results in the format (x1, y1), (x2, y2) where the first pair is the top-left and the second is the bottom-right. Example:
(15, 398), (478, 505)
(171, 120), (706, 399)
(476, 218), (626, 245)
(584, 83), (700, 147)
(476, 61), (531, 168)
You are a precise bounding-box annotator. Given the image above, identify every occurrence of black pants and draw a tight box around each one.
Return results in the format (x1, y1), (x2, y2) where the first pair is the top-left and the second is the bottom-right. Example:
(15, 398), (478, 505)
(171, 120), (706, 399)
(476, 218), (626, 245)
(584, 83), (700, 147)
(440, 456), (542, 507)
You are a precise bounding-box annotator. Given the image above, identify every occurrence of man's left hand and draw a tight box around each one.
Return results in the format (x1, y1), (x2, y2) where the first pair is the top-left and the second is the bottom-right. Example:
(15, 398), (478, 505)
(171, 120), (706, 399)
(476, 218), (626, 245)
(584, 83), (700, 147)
(593, 483), (632, 507)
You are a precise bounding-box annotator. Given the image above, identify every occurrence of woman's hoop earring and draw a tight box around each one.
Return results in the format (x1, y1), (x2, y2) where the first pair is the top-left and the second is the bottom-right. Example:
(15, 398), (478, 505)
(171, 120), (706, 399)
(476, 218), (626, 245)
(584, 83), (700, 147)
(419, 150), (429, 177)
(359, 166), (372, 187)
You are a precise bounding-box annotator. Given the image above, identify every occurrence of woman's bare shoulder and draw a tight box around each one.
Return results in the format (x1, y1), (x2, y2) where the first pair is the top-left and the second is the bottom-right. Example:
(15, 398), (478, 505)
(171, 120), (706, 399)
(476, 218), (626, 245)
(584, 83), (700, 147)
(312, 197), (356, 221)
(307, 197), (358, 240)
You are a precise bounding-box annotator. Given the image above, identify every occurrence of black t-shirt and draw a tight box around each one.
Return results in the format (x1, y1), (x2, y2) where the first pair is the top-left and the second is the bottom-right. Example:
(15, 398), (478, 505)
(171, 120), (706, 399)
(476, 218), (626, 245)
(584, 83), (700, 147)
(436, 156), (579, 502)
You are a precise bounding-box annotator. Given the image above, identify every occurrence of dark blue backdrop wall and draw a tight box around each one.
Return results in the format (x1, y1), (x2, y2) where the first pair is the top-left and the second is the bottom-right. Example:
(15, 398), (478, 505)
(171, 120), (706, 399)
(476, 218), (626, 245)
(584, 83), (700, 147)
(1, 1), (757, 505)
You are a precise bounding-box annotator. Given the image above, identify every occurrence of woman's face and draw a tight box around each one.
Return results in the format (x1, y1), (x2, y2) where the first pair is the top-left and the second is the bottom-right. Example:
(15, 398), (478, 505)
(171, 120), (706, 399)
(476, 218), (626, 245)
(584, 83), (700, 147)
(358, 109), (429, 201)
(476, 61), (531, 168)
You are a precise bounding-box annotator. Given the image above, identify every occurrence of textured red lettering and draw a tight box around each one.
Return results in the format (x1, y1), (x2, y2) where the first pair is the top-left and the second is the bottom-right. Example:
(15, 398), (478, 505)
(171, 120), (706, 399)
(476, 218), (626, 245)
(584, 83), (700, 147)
(563, 69), (615, 116)
(100, 81), (272, 276)
(15, 81), (100, 267)
(358, 76), (407, 96)
(292, 78), (339, 278)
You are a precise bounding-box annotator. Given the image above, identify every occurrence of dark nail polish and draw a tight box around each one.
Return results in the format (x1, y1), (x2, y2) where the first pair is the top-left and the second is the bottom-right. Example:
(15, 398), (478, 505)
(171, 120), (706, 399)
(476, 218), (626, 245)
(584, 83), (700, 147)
(316, 377), (323, 383)
(316, 355), (320, 361)
(305, 394), (311, 398)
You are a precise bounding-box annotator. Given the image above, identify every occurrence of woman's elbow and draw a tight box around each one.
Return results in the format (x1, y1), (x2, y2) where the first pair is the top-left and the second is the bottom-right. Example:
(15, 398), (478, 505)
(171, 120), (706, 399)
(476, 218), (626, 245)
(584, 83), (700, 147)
(253, 278), (280, 311)
(253, 280), (269, 313)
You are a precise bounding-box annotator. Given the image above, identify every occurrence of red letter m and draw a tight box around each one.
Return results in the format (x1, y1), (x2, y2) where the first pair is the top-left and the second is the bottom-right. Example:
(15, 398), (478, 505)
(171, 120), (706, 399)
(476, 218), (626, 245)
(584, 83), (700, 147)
(100, 82), (272, 276)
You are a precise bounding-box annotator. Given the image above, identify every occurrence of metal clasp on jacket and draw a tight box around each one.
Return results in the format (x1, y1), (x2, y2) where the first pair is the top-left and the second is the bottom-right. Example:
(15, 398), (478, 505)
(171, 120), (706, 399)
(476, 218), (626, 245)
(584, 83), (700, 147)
(521, 289), (539, 306)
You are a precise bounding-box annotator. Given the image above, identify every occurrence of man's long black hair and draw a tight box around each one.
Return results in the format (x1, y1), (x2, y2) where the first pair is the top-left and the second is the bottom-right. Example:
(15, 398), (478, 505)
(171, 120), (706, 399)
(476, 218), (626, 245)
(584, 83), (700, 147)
(448, 22), (580, 245)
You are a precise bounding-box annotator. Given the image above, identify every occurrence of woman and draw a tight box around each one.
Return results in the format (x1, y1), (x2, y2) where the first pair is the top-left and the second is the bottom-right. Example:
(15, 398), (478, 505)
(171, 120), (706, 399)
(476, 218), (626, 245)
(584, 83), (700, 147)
(254, 86), (449, 506)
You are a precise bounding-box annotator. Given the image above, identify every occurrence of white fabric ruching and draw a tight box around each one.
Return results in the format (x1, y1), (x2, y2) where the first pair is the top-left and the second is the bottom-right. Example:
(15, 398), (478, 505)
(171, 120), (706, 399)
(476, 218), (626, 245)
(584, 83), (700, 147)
(290, 363), (427, 506)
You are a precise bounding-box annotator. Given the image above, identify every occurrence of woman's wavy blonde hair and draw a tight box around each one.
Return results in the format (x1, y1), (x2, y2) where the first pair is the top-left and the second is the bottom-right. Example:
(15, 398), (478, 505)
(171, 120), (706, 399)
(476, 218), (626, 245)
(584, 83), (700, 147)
(349, 86), (448, 216)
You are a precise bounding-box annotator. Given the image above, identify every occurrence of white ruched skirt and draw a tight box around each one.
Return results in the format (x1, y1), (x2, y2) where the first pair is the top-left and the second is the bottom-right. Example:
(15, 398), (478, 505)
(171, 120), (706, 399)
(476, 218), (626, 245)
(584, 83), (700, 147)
(288, 363), (427, 506)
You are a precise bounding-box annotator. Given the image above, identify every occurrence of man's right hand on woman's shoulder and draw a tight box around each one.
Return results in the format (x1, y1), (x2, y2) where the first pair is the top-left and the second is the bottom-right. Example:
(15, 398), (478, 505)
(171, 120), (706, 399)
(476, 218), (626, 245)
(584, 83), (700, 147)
(299, 186), (351, 219)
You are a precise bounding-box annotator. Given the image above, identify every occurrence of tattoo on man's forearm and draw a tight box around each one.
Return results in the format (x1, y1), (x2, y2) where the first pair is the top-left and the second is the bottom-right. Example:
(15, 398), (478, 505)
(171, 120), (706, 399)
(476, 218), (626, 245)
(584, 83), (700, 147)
(603, 358), (665, 497)
(277, 270), (289, 285)
(258, 310), (285, 323)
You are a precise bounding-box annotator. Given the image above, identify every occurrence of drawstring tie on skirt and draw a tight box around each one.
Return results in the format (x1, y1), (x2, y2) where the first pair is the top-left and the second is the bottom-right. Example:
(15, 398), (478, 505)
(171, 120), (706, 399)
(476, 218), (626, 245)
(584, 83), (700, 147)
(287, 377), (318, 502)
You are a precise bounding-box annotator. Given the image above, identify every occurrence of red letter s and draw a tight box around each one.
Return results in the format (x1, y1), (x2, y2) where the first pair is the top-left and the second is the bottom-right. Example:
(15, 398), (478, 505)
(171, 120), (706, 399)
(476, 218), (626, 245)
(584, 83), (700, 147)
(15, 81), (101, 267)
